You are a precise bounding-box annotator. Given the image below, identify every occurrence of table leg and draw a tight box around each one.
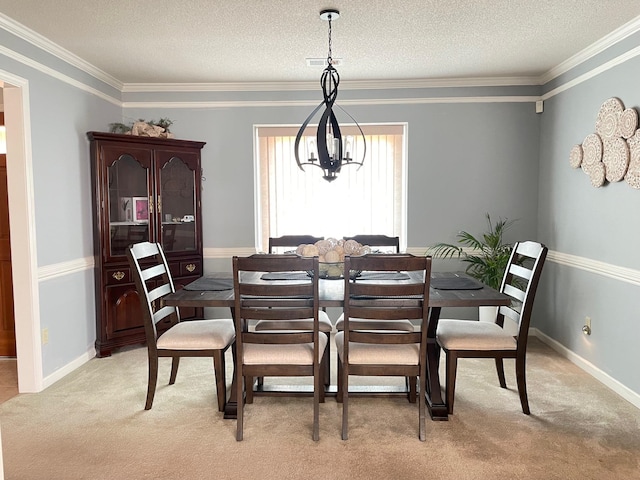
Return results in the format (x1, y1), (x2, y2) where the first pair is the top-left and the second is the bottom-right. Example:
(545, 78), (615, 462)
(425, 307), (449, 420)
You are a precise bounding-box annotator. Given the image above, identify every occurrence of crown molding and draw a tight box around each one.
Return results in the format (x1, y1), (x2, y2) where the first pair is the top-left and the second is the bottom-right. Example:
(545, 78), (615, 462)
(538, 13), (640, 85)
(0, 13), (123, 91)
(2, 11), (639, 103)
(122, 95), (540, 110)
(541, 44), (640, 101)
(121, 76), (538, 93)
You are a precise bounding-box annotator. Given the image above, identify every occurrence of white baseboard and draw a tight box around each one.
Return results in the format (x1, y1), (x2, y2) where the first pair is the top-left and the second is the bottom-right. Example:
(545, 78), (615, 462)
(42, 346), (96, 390)
(531, 328), (640, 409)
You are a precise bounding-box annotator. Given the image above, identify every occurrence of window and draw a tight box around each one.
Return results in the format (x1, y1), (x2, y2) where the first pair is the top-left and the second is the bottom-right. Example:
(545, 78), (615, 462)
(255, 124), (407, 252)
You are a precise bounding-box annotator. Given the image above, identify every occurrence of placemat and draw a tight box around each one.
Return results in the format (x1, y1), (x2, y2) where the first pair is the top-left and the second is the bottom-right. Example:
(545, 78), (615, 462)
(261, 272), (310, 281)
(357, 272), (410, 281)
(430, 276), (483, 290)
(183, 274), (234, 291)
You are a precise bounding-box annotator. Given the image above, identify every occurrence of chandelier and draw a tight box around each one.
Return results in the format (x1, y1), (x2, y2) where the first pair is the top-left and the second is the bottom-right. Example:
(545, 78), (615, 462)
(294, 9), (366, 182)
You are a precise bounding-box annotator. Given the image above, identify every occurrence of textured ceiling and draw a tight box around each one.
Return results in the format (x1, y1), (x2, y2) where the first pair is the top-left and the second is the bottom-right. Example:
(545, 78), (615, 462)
(1, 1), (640, 84)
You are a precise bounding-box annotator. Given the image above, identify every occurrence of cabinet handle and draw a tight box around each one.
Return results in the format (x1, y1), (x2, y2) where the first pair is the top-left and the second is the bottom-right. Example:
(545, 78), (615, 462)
(186, 263), (196, 273)
(112, 271), (125, 281)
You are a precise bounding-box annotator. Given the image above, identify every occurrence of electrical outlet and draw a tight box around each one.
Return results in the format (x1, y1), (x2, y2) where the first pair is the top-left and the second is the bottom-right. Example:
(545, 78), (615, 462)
(582, 316), (592, 335)
(42, 328), (49, 345)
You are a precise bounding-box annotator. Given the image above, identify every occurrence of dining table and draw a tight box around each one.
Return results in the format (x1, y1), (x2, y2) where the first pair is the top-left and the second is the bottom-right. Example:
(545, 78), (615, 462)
(163, 270), (511, 421)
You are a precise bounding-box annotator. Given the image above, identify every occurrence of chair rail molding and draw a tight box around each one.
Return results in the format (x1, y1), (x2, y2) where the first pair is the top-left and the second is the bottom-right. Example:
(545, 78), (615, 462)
(547, 250), (640, 286)
(409, 247), (640, 287)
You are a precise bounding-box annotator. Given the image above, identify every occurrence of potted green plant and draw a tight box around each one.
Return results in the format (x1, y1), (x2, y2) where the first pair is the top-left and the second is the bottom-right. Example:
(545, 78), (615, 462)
(427, 213), (516, 290)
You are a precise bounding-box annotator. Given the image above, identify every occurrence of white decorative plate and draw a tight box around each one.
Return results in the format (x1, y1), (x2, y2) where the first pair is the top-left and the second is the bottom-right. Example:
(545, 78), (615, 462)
(595, 97), (624, 139)
(589, 162), (606, 188)
(624, 163), (640, 189)
(581, 133), (602, 174)
(619, 108), (638, 139)
(602, 137), (629, 182)
(569, 144), (583, 169)
(625, 129), (640, 189)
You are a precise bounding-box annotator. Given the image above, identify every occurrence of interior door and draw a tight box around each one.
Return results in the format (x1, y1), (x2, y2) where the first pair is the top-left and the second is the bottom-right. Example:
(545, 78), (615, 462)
(0, 111), (16, 356)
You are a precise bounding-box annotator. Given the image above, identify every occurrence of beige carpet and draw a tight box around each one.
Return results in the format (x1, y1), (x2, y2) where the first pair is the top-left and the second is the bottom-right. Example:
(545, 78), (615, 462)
(1, 337), (639, 480)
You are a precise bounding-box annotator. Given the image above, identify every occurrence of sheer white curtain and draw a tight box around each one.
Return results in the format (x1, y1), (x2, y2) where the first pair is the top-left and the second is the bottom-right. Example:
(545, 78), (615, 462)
(256, 124), (406, 251)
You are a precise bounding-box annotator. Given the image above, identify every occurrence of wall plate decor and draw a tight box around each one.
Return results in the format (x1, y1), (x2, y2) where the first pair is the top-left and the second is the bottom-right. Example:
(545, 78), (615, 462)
(569, 144), (583, 169)
(602, 137), (629, 182)
(581, 133), (602, 175)
(619, 108), (638, 139)
(570, 97), (639, 189)
(625, 129), (640, 189)
(589, 162), (606, 187)
(595, 97), (624, 139)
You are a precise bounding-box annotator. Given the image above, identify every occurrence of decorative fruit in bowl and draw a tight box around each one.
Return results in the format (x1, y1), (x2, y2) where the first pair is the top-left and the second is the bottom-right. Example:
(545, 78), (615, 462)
(296, 237), (372, 279)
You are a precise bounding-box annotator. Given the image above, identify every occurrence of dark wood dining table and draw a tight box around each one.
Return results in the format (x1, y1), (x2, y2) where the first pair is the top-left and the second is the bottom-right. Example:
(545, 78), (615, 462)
(163, 271), (511, 421)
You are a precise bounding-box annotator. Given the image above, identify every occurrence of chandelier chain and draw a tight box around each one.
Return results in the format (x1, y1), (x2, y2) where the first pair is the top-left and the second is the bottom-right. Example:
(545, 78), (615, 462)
(327, 15), (333, 65)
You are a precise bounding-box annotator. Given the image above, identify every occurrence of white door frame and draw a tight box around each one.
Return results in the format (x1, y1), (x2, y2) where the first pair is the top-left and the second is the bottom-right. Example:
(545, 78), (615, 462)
(1, 71), (43, 392)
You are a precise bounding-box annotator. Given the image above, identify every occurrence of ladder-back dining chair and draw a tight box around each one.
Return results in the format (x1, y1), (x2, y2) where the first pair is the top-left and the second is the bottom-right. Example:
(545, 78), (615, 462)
(436, 241), (548, 415)
(343, 234), (400, 253)
(268, 234), (324, 253)
(336, 235), (412, 351)
(260, 235), (332, 385)
(232, 254), (327, 441)
(336, 254), (432, 441)
(127, 242), (235, 412)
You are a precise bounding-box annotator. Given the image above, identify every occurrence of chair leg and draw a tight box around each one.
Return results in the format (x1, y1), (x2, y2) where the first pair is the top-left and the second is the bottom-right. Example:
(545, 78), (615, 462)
(213, 351), (227, 412)
(336, 357), (343, 403)
(169, 357), (180, 385)
(145, 354), (159, 410)
(313, 361), (321, 441)
(445, 351), (458, 415)
(341, 364), (349, 440)
(419, 370), (426, 441)
(324, 347), (331, 388)
(236, 373), (244, 441)
(245, 376), (254, 404)
(318, 360), (326, 404)
(495, 358), (507, 388)
(408, 376), (417, 403)
(515, 356), (530, 415)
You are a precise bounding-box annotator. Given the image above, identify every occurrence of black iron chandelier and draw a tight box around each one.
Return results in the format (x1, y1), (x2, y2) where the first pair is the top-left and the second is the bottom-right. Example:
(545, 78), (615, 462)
(294, 9), (366, 182)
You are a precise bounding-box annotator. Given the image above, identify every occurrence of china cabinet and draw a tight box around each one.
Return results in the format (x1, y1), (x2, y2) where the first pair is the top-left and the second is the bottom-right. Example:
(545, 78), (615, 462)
(88, 132), (205, 356)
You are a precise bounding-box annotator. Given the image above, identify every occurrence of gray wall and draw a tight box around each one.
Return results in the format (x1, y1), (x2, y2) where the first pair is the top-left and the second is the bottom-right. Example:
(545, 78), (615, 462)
(127, 93), (541, 251)
(536, 50), (640, 395)
(1, 26), (120, 376)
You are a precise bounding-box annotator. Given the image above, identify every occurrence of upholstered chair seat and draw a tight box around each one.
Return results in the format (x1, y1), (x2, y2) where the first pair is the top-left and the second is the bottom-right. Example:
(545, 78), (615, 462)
(156, 319), (235, 350)
(436, 319), (517, 351)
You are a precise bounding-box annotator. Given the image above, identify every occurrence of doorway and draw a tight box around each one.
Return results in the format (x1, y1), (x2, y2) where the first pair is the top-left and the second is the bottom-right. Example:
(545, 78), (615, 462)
(0, 74), (44, 393)
(0, 109), (16, 358)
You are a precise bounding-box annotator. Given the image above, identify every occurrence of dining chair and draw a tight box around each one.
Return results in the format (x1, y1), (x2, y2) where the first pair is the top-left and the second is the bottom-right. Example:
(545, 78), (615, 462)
(126, 242), (235, 412)
(436, 240), (548, 415)
(343, 234), (400, 253)
(336, 254), (432, 441)
(268, 234), (324, 253)
(233, 254), (327, 441)
(335, 236), (413, 390)
(259, 235), (332, 386)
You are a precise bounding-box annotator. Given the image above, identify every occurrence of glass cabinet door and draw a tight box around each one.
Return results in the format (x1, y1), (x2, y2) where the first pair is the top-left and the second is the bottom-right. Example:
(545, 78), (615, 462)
(157, 152), (200, 253)
(107, 151), (151, 258)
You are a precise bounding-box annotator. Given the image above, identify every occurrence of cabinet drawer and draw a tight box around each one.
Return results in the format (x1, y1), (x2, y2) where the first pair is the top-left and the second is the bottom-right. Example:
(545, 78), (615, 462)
(170, 260), (202, 277)
(105, 267), (132, 285)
